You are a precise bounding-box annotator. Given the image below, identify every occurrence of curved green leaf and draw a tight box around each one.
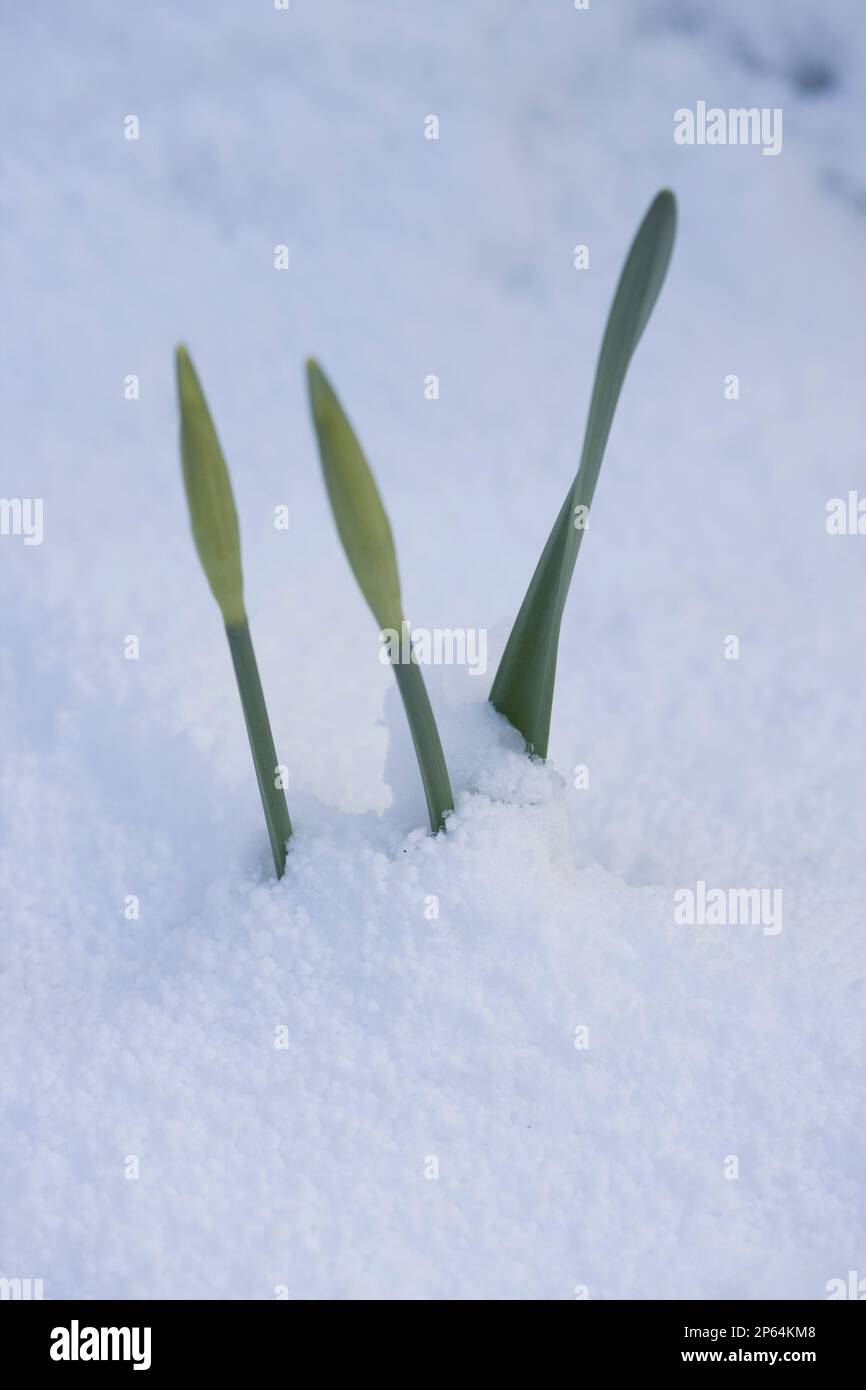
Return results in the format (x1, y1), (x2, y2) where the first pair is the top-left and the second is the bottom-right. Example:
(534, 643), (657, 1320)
(490, 190), (677, 757)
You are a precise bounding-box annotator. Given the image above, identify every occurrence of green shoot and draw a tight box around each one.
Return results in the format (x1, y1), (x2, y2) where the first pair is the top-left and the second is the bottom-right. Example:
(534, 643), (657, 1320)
(176, 345), (292, 876)
(489, 190), (677, 757)
(306, 359), (453, 833)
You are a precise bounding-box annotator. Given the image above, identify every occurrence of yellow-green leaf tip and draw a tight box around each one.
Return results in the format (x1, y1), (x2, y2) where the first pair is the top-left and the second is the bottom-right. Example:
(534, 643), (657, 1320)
(176, 345), (246, 629)
(306, 358), (403, 633)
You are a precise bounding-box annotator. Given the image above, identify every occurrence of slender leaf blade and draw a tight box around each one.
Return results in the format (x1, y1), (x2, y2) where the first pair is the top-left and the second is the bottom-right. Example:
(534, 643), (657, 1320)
(490, 190), (677, 757)
(226, 621), (293, 876)
(393, 659), (454, 834)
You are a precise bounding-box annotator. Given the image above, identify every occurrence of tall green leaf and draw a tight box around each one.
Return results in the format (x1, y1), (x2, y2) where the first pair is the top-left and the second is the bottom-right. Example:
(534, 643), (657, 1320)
(306, 359), (453, 833)
(176, 345), (292, 876)
(489, 190), (677, 757)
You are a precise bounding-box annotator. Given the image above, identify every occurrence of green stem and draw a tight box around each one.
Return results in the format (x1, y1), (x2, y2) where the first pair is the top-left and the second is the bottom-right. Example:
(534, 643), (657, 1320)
(392, 657), (454, 833)
(225, 621), (292, 877)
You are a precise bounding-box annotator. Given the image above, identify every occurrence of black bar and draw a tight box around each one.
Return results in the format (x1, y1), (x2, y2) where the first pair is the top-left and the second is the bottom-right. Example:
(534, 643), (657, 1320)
(2, 1298), (862, 1375)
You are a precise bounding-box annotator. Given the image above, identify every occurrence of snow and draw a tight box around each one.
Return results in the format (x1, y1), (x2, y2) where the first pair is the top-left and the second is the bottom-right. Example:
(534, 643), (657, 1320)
(1, 0), (864, 1299)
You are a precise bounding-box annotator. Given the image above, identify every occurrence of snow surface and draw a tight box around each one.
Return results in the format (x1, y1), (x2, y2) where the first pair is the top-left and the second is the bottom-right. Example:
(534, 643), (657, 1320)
(1, 0), (865, 1299)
